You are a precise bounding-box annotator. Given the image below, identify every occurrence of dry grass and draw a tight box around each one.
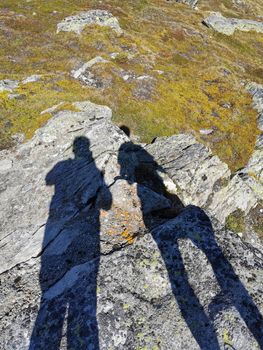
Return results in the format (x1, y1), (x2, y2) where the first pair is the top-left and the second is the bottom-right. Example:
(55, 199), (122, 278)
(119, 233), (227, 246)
(0, 0), (262, 171)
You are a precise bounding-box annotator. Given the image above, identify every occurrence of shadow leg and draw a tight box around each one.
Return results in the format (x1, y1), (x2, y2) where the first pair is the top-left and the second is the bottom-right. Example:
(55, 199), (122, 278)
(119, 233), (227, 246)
(205, 248), (263, 349)
(66, 263), (100, 350)
(29, 297), (66, 350)
(152, 232), (220, 350)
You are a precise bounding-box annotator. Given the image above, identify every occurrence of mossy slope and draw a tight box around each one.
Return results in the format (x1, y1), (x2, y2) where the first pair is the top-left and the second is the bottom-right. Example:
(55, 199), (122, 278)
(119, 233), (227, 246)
(0, 0), (262, 171)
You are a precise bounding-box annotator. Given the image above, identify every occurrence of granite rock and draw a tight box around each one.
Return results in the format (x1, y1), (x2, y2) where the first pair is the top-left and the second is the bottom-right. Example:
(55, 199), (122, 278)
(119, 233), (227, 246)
(71, 56), (110, 88)
(203, 12), (263, 35)
(57, 10), (123, 35)
(0, 79), (19, 92)
(0, 102), (262, 350)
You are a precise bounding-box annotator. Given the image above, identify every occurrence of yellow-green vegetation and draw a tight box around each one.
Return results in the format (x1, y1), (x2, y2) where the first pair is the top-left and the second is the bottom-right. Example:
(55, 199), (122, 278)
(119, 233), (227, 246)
(223, 329), (233, 347)
(226, 209), (245, 233)
(0, 0), (262, 171)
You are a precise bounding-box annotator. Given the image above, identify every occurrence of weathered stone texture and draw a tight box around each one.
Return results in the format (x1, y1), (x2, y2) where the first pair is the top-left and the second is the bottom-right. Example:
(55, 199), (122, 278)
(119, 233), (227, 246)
(0, 102), (262, 350)
(57, 10), (123, 35)
(203, 12), (263, 35)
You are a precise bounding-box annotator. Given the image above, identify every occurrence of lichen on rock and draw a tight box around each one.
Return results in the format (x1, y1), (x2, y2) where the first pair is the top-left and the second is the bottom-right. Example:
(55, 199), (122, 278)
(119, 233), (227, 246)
(0, 102), (262, 349)
(203, 12), (263, 35)
(57, 10), (123, 35)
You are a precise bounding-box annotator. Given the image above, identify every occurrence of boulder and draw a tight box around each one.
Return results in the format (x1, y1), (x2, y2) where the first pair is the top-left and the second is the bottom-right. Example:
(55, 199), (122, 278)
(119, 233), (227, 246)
(0, 102), (262, 350)
(71, 56), (110, 88)
(203, 12), (263, 35)
(57, 10), (123, 35)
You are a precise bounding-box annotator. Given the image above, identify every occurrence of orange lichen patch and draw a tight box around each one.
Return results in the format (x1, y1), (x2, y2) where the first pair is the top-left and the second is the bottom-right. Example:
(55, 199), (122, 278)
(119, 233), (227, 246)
(121, 229), (135, 245)
(102, 204), (142, 245)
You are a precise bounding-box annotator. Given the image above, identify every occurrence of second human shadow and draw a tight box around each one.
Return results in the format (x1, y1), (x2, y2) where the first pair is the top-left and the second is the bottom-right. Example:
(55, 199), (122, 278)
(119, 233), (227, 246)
(117, 128), (263, 350)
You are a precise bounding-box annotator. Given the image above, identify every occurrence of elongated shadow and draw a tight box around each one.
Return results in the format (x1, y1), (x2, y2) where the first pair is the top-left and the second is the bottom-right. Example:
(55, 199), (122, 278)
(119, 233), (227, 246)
(29, 136), (112, 350)
(117, 134), (263, 349)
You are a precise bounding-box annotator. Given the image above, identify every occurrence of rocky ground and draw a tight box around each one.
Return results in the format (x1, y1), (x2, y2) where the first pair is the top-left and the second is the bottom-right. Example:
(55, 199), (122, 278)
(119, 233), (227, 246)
(0, 102), (262, 349)
(0, 1), (263, 349)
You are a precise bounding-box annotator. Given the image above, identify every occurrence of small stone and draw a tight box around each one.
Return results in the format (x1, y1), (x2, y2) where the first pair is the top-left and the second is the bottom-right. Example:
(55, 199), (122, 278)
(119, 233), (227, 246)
(71, 56), (108, 80)
(199, 128), (214, 135)
(0, 79), (19, 92)
(109, 52), (119, 59)
(221, 68), (231, 76)
(137, 75), (152, 81)
(154, 70), (164, 75)
(8, 93), (25, 100)
(221, 102), (232, 109)
(40, 102), (65, 115)
(123, 75), (130, 81)
(22, 75), (41, 85)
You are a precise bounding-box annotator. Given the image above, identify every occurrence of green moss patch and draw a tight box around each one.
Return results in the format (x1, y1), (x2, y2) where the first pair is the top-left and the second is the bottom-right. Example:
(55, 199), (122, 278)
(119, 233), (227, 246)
(226, 209), (246, 233)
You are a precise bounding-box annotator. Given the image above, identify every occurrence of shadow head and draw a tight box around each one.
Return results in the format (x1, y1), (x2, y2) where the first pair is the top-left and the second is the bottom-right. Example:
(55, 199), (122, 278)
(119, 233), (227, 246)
(73, 136), (91, 160)
(119, 125), (131, 137)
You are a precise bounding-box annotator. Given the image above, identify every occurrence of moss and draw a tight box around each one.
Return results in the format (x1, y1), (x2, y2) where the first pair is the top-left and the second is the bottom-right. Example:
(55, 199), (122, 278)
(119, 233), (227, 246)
(223, 329), (233, 347)
(55, 102), (80, 113)
(226, 209), (246, 233)
(123, 303), (130, 310)
(0, 0), (262, 171)
(0, 76), (95, 149)
(113, 52), (130, 64)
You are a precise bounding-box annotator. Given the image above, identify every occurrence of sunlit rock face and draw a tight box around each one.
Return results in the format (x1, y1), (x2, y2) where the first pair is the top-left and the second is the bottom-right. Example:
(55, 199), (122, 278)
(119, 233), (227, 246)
(57, 10), (123, 35)
(203, 12), (263, 35)
(0, 102), (262, 350)
(167, 0), (199, 9)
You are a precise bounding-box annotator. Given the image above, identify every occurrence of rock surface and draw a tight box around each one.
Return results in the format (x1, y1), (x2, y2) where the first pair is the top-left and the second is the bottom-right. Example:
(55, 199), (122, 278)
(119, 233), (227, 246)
(0, 76), (41, 93)
(167, 0), (198, 9)
(178, 0), (199, 8)
(203, 12), (263, 35)
(0, 79), (19, 92)
(57, 10), (123, 35)
(71, 56), (110, 88)
(144, 135), (260, 224)
(21, 75), (41, 85)
(0, 102), (262, 349)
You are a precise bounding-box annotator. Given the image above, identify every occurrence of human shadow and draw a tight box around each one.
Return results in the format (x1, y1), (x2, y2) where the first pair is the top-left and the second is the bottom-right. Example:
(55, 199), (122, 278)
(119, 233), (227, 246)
(29, 136), (112, 350)
(117, 130), (263, 350)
